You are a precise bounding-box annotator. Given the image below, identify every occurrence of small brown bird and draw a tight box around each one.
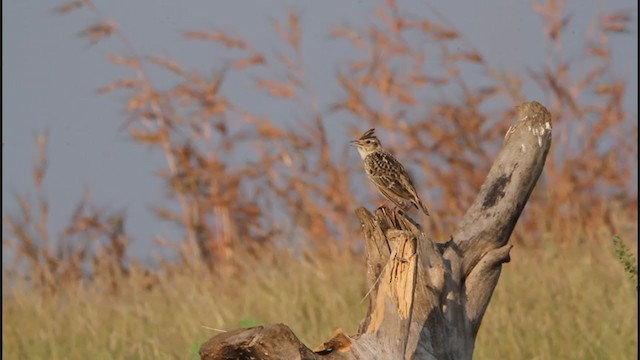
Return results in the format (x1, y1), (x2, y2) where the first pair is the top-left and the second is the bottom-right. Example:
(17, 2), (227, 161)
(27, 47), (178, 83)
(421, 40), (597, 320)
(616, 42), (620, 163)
(350, 129), (430, 216)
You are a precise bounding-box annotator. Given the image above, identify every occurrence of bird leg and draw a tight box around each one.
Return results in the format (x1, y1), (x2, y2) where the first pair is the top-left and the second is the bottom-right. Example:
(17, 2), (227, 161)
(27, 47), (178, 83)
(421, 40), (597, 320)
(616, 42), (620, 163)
(375, 199), (391, 214)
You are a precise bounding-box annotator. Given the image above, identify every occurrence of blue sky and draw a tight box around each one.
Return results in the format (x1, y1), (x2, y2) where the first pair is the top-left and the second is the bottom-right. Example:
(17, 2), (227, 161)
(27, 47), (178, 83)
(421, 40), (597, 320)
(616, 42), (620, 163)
(3, 0), (637, 262)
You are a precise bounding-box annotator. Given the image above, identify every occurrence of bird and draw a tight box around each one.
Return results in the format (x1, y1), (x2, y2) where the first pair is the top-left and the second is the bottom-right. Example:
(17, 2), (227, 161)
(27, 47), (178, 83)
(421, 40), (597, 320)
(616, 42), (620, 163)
(350, 128), (430, 216)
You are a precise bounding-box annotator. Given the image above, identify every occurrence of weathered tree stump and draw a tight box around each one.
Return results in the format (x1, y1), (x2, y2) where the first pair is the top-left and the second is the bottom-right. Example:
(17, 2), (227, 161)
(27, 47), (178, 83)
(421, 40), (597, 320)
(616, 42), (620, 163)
(199, 101), (552, 360)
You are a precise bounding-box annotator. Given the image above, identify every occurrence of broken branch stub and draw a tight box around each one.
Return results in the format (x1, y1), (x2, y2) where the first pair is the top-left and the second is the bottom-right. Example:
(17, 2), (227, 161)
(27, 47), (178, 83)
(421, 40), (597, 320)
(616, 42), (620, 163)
(199, 101), (552, 360)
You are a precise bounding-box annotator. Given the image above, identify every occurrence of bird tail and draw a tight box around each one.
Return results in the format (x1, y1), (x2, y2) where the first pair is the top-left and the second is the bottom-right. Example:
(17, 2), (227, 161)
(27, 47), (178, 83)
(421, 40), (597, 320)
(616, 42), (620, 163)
(414, 199), (430, 216)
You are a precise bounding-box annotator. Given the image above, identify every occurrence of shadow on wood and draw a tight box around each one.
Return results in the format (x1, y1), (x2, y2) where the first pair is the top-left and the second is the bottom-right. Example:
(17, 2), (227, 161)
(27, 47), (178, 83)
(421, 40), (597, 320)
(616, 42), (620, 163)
(199, 101), (552, 360)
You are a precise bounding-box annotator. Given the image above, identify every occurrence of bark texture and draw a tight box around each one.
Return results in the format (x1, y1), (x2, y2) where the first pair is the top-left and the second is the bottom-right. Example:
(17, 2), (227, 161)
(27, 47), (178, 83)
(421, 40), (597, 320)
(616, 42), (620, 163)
(200, 101), (552, 360)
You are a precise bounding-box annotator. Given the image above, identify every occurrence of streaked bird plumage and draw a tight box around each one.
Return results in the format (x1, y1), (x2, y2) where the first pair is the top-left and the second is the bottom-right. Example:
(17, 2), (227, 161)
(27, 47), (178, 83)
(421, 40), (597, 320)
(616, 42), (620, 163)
(350, 129), (430, 216)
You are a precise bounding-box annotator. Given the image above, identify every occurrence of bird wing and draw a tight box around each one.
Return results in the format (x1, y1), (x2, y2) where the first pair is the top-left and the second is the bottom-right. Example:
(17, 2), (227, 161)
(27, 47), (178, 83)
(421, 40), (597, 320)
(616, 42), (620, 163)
(365, 152), (415, 209)
(397, 166), (430, 215)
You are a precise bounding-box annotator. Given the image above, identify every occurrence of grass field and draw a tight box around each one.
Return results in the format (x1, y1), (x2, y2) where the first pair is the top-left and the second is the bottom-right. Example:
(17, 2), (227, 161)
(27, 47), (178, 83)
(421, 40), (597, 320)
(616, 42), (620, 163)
(3, 235), (637, 359)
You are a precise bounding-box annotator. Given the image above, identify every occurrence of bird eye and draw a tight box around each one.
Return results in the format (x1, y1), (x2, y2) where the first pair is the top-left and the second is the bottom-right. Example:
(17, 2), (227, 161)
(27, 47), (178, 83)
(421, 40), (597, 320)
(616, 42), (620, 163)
(365, 140), (371, 143)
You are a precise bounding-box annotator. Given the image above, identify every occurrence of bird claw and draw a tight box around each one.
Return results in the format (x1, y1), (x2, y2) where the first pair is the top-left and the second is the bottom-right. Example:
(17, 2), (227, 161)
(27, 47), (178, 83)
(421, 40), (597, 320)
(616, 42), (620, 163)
(393, 207), (406, 216)
(375, 205), (389, 217)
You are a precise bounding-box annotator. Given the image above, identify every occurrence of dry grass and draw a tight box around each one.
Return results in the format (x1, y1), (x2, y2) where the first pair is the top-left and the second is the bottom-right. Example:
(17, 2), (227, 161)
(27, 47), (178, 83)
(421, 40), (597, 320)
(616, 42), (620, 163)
(2, 250), (366, 359)
(3, 236), (637, 359)
(476, 238), (638, 359)
(3, 0), (638, 358)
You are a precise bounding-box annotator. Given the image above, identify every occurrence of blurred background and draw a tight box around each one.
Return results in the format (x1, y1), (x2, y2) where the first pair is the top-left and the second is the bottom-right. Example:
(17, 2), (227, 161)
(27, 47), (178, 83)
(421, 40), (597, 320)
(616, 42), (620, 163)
(3, 1), (638, 359)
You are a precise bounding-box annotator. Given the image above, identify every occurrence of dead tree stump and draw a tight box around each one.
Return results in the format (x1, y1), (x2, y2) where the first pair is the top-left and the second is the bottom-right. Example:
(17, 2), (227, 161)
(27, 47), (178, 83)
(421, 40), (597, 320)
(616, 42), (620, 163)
(199, 101), (552, 360)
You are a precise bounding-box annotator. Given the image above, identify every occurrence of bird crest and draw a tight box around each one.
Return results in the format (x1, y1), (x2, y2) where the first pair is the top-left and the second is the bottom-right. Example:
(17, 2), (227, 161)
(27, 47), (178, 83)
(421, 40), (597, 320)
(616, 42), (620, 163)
(358, 128), (377, 140)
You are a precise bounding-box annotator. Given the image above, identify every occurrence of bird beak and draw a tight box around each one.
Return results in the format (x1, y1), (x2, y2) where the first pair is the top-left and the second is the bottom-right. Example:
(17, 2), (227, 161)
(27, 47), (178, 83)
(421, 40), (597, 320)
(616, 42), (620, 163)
(349, 140), (359, 147)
